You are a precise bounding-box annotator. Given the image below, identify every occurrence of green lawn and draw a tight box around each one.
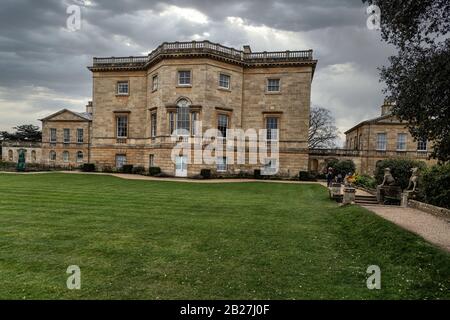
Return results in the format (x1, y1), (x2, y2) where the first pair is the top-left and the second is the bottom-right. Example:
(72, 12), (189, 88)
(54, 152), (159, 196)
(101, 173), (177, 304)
(0, 173), (448, 299)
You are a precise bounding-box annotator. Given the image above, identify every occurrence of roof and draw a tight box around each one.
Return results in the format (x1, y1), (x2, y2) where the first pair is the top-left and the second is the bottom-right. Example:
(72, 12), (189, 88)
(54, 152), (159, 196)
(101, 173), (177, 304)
(88, 40), (318, 76)
(39, 109), (92, 122)
(344, 114), (402, 134)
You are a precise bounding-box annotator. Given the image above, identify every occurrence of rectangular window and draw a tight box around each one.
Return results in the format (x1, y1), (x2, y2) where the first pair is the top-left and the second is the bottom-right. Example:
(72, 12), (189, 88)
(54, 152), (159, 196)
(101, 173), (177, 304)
(417, 139), (427, 151)
(63, 128), (70, 144)
(77, 128), (84, 143)
(50, 128), (57, 142)
(397, 133), (407, 151)
(266, 117), (278, 140)
(376, 133), (387, 150)
(149, 154), (154, 167)
(267, 79), (280, 92)
(63, 151), (69, 162)
(151, 112), (157, 138)
(116, 116), (128, 138)
(219, 73), (230, 89)
(169, 112), (175, 134)
(217, 114), (229, 138)
(152, 75), (158, 91)
(217, 157), (227, 172)
(115, 154), (127, 168)
(178, 70), (191, 85)
(191, 112), (199, 136)
(117, 81), (129, 95)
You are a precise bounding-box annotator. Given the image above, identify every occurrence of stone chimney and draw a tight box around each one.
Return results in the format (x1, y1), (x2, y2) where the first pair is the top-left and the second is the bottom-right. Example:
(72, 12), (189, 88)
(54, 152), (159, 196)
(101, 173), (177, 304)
(86, 101), (93, 114)
(243, 45), (252, 54)
(381, 99), (395, 116)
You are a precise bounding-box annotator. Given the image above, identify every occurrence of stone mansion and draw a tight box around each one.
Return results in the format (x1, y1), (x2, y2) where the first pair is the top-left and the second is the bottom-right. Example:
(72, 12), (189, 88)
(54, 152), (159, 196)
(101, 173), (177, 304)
(1, 41), (437, 177)
(38, 41), (317, 177)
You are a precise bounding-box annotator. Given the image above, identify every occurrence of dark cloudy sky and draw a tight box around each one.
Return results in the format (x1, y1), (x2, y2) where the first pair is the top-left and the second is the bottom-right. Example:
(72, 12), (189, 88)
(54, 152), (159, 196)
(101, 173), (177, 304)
(0, 0), (395, 144)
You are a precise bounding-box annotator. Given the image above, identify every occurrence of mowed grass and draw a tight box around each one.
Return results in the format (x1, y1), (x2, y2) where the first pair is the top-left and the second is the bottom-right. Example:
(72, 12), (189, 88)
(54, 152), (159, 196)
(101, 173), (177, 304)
(0, 173), (448, 300)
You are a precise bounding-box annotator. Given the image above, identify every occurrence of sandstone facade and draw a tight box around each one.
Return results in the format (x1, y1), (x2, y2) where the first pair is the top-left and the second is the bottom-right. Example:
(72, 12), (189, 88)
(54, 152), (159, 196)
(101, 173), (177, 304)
(40, 41), (317, 177)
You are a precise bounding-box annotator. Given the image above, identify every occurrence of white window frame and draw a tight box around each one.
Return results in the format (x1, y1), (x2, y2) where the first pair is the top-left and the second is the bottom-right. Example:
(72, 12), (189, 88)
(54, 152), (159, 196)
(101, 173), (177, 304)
(50, 128), (57, 143)
(76, 151), (83, 163)
(417, 139), (427, 152)
(49, 151), (56, 161)
(217, 114), (229, 139)
(115, 154), (127, 168)
(63, 128), (70, 144)
(397, 133), (407, 151)
(117, 81), (129, 95)
(152, 74), (158, 91)
(178, 70), (191, 86)
(376, 133), (387, 151)
(266, 117), (279, 141)
(151, 112), (157, 138)
(77, 128), (84, 144)
(267, 78), (280, 92)
(217, 156), (227, 172)
(219, 73), (230, 89)
(116, 115), (128, 138)
(63, 151), (69, 162)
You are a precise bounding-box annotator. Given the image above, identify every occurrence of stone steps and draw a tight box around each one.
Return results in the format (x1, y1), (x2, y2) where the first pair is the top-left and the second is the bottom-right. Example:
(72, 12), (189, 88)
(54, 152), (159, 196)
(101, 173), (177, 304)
(355, 194), (378, 205)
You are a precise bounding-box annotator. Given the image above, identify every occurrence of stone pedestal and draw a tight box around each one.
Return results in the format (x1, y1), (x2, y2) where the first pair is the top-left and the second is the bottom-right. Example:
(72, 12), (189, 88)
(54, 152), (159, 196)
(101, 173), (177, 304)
(401, 192), (409, 207)
(343, 187), (356, 205)
(329, 183), (342, 199)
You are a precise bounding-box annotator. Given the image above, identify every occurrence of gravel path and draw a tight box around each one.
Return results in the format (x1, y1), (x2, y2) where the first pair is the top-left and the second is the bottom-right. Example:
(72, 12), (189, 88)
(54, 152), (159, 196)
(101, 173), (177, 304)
(362, 205), (450, 252)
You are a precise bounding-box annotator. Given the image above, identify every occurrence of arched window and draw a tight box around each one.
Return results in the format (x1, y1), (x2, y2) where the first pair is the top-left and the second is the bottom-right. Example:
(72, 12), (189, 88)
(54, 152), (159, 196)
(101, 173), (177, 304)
(49, 150), (56, 161)
(76, 151), (83, 162)
(176, 99), (190, 135)
(63, 151), (69, 162)
(8, 150), (13, 161)
(31, 150), (36, 162)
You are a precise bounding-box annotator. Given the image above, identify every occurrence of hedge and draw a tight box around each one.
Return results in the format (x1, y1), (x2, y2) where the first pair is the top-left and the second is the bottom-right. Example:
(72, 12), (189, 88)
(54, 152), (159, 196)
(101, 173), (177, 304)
(374, 159), (426, 190)
(420, 163), (450, 209)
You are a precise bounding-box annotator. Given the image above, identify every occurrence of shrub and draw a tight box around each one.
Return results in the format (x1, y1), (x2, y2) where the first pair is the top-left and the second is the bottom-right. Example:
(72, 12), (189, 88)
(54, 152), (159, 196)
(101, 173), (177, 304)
(121, 164), (133, 174)
(149, 166), (161, 176)
(254, 169), (261, 179)
(332, 160), (356, 177)
(355, 174), (377, 189)
(420, 163), (450, 209)
(101, 166), (114, 173)
(299, 171), (317, 181)
(81, 163), (96, 172)
(374, 159), (426, 190)
(132, 166), (145, 174)
(200, 169), (212, 179)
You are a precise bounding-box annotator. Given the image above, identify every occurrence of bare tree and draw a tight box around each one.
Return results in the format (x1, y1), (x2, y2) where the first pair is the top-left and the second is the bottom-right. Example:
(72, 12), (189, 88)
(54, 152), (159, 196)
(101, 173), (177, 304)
(308, 106), (339, 149)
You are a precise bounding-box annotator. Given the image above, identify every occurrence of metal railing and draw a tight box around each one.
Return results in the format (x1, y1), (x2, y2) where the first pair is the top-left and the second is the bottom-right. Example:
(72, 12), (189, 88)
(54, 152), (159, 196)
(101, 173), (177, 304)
(92, 40), (314, 67)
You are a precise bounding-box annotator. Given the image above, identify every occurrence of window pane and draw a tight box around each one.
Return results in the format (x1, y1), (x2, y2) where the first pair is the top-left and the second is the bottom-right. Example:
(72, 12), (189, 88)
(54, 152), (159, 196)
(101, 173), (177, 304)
(117, 116), (128, 138)
(151, 113), (157, 138)
(152, 75), (158, 91)
(219, 74), (230, 89)
(178, 71), (191, 85)
(267, 79), (280, 92)
(64, 129), (70, 143)
(191, 112), (199, 136)
(397, 133), (407, 150)
(266, 117), (278, 140)
(115, 155), (126, 168)
(217, 157), (227, 172)
(417, 139), (427, 151)
(77, 151), (83, 162)
(376, 133), (386, 150)
(217, 114), (228, 138)
(50, 128), (57, 142)
(63, 151), (69, 162)
(169, 112), (175, 135)
(77, 128), (83, 143)
(176, 100), (190, 134)
(117, 81), (129, 94)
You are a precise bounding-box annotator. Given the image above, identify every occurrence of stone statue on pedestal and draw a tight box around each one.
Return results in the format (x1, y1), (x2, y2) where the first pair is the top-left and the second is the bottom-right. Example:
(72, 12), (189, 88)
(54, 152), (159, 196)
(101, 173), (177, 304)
(405, 167), (419, 192)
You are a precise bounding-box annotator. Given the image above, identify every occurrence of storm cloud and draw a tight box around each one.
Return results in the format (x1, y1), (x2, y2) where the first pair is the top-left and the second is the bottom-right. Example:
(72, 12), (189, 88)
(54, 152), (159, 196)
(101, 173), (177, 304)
(0, 0), (395, 144)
